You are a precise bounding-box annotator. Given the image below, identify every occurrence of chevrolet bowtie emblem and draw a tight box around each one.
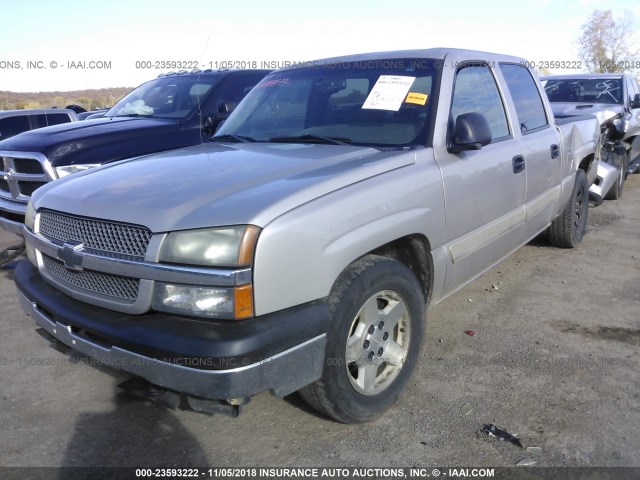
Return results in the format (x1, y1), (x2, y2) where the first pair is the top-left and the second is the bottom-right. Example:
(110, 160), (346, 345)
(58, 241), (85, 271)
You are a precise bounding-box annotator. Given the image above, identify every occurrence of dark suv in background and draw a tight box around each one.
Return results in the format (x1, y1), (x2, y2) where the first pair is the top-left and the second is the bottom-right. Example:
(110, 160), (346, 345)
(0, 69), (270, 234)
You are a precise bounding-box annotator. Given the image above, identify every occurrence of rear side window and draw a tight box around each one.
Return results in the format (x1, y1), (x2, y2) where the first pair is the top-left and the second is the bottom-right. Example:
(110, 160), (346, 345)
(34, 113), (73, 127)
(0, 115), (31, 140)
(500, 64), (548, 134)
(451, 63), (510, 141)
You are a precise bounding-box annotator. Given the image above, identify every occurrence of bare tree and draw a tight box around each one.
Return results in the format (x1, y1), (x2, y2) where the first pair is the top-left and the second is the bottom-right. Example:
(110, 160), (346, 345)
(578, 10), (638, 73)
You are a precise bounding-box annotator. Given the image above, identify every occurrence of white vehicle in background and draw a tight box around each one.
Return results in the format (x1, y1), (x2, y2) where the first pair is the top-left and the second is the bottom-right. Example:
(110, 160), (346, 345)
(542, 73), (640, 201)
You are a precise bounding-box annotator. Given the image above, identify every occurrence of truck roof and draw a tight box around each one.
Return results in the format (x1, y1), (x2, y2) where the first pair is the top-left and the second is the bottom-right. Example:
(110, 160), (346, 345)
(541, 73), (626, 80)
(157, 68), (270, 78)
(280, 48), (527, 71)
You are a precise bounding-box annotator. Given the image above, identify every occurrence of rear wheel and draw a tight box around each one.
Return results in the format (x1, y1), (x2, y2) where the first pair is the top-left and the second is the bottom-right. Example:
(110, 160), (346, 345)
(547, 169), (588, 248)
(299, 255), (425, 423)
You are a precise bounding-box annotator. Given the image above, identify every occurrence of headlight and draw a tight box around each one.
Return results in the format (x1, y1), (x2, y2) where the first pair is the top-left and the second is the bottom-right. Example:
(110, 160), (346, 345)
(159, 225), (260, 267)
(153, 283), (253, 319)
(25, 200), (36, 231)
(55, 164), (101, 179)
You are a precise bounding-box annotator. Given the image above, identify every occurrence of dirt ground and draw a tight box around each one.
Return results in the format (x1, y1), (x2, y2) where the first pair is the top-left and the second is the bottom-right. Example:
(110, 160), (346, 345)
(1, 174), (638, 470)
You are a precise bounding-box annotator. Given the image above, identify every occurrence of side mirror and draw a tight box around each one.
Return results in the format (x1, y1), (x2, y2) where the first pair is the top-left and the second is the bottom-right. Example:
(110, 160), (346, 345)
(448, 112), (492, 153)
(202, 114), (229, 136)
(631, 93), (640, 109)
(203, 100), (236, 136)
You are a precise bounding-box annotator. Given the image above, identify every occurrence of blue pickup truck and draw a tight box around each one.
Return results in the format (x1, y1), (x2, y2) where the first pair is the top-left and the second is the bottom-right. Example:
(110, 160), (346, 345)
(0, 69), (269, 234)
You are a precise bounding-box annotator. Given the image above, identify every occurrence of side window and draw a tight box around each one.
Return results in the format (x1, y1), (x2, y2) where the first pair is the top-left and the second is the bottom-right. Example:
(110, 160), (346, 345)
(213, 75), (265, 114)
(35, 113), (73, 127)
(451, 64), (510, 141)
(500, 64), (548, 133)
(0, 115), (31, 140)
(47, 113), (73, 126)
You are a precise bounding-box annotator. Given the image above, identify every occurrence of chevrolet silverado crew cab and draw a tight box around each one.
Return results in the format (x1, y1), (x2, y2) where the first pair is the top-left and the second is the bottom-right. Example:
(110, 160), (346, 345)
(0, 68), (270, 235)
(15, 49), (599, 423)
(542, 73), (640, 200)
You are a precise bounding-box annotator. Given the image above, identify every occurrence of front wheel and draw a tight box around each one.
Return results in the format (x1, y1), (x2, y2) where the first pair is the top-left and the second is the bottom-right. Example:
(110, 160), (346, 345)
(299, 255), (426, 423)
(547, 169), (588, 248)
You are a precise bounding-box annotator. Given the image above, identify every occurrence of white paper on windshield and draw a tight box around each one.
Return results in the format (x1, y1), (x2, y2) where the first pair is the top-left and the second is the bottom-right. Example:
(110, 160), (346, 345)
(362, 75), (416, 111)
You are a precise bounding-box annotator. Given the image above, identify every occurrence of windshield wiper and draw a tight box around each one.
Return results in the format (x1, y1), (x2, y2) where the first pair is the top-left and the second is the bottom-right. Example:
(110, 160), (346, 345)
(210, 134), (256, 143)
(268, 134), (352, 145)
(114, 113), (153, 118)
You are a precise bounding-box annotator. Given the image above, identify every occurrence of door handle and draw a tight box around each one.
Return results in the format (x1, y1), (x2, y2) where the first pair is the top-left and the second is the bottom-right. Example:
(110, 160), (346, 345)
(512, 155), (525, 174)
(550, 144), (560, 159)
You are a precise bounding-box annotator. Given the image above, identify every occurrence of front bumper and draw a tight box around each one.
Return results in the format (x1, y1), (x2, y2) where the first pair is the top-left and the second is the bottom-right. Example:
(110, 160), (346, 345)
(0, 197), (26, 235)
(14, 260), (328, 400)
(588, 160), (618, 206)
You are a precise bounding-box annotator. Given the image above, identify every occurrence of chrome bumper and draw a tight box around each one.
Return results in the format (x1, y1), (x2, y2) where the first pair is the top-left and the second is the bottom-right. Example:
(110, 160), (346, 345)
(589, 160), (618, 205)
(0, 196), (26, 235)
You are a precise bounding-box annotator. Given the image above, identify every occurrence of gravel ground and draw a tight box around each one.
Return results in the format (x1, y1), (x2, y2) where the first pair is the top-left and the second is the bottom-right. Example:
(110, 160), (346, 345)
(1, 174), (638, 470)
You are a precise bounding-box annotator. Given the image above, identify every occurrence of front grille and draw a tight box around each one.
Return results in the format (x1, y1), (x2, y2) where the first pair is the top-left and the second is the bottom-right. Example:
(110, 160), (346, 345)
(43, 255), (139, 301)
(39, 210), (152, 258)
(18, 181), (46, 196)
(13, 158), (45, 174)
(0, 153), (49, 200)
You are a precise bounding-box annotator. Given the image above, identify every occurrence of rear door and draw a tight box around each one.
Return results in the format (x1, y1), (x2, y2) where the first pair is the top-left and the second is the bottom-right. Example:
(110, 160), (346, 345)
(434, 59), (526, 294)
(499, 63), (562, 240)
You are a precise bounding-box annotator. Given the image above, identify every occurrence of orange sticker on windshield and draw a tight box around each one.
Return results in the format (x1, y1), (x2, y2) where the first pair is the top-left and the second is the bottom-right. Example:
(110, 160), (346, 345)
(405, 92), (428, 105)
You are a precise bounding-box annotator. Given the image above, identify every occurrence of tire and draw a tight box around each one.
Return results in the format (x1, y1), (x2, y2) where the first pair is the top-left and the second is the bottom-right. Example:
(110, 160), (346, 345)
(547, 169), (588, 248)
(299, 255), (426, 423)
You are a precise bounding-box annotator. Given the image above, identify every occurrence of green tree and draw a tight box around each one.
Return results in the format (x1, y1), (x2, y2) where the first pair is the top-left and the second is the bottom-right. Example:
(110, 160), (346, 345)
(578, 10), (639, 73)
(52, 95), (67, 108)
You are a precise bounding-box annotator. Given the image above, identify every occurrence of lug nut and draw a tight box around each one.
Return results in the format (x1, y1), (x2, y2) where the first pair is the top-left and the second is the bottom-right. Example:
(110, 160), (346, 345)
(368, 352), (375, 361)
(377, 347), (384, 356)
(368, 325), (375, 335)
(378, 321), (384, 330)
(363, 340), (370, 349)
(383, 332), (389, 341)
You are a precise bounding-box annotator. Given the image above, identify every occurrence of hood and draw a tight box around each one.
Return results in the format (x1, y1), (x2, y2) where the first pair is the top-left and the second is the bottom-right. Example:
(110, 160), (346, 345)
(0, 117), (186, 166)
(32, 142), (416, 231)
(550, 103), (624, 125)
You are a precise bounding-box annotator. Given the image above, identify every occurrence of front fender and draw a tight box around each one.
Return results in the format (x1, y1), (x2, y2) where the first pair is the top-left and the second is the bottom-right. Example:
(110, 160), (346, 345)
(252, 155), (445, 316)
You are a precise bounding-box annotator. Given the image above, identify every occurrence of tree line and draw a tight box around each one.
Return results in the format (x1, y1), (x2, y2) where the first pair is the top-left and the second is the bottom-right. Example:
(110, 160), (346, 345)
(0, 87), (132, 111)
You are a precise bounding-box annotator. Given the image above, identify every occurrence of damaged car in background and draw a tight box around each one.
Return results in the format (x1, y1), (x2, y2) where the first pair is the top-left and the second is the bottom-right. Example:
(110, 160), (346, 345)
(542, 73), (640, 203)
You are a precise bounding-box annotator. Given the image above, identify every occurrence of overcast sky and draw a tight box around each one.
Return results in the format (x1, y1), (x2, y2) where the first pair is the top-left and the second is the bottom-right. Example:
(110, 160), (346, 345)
(1, 0), (639, 92)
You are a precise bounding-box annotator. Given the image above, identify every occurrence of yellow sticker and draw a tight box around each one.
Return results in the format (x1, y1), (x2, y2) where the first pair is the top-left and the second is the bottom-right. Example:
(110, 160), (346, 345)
(405, 92), (428, 105)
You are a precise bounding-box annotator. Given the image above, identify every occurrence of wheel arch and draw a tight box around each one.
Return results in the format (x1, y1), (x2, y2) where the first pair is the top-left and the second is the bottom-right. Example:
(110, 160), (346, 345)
(368, 234), (434, 304)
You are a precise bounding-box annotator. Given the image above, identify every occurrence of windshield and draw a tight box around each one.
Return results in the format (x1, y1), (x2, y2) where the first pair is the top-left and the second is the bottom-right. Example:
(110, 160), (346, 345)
(544, 78), (623, 105)
(105, 75), (219, 119)
(216, 59), (438, 148)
